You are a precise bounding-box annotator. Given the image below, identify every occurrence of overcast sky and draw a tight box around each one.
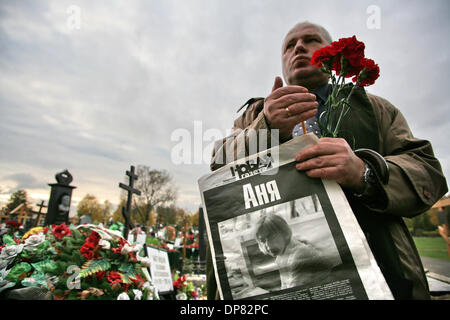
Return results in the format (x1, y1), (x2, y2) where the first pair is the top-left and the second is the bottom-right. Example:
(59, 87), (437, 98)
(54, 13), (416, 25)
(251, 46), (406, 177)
(1, 0), (449, 215)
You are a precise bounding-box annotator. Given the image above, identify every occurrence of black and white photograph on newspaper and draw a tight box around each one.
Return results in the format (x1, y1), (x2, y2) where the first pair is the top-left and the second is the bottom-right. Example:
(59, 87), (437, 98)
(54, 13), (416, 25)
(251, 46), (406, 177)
(219, 195), (346, 299)
(198, 134), (393, 300)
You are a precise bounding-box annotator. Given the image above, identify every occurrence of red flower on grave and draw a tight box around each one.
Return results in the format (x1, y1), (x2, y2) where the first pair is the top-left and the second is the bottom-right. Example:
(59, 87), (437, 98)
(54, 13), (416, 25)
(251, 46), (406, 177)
(79, 231), (100, 260)
(173, 275), (186, 290)
(131, 274), (146, 288)
(107, 271), (123, 285)
(96, 270), (106, 281)
(51, 223), (71, 239)
(111, 238), (127, 254)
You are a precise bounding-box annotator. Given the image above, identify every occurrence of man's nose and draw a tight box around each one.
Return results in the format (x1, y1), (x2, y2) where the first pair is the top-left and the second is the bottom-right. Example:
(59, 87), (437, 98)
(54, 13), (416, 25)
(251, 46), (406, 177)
(294, 40), (307, 54)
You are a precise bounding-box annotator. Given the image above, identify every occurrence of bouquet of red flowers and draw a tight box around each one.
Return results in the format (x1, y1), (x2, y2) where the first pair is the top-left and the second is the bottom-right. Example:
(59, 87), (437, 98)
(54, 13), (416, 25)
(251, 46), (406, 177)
(311, 35), (380, 138)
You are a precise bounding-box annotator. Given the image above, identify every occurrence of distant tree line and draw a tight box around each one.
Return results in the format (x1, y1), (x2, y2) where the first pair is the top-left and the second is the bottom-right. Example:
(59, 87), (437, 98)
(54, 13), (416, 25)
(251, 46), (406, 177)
(1, 165), (197, 232)
(75, 165), (197, 229)
(404, 205), (449, 237)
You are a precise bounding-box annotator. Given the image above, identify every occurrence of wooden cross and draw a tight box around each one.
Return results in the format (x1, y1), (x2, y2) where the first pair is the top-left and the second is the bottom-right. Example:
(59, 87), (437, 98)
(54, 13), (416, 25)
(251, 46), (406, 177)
(10, 203), (30, 225)
(119, 165), (141, 239)
(0, 212), (9, 223)
(34, 200), (47, 227)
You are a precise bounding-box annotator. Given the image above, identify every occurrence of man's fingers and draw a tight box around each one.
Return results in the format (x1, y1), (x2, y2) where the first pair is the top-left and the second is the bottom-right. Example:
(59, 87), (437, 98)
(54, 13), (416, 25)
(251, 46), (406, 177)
(284, 109), (318, 126)
(284, 100), (318, 116)
(269, 85), (310, 100)
(295, 140), (345, 162)
(300, 166), (341, 180)
(295, 154), (345, 171)
(272, 76), (284, 92)
(275, 92), (317, 106)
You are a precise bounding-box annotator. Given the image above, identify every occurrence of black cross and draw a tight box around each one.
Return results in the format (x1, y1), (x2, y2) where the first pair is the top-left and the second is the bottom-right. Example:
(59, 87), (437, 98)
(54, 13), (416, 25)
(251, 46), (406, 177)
(119, 165), (141, 239)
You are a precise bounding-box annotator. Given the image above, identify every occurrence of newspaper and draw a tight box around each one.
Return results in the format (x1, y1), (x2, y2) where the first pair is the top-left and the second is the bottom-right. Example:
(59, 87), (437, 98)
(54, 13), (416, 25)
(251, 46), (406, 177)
(198, 133), (393, 300)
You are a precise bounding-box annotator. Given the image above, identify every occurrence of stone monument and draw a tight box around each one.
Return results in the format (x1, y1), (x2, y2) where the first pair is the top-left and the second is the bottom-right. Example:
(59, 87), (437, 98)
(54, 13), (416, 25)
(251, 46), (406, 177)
(44, 169), (76, 225)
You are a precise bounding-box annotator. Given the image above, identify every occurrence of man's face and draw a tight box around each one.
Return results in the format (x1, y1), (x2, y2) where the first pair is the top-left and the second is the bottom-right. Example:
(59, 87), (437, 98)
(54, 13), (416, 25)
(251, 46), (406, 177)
(282, 24), (330, 89)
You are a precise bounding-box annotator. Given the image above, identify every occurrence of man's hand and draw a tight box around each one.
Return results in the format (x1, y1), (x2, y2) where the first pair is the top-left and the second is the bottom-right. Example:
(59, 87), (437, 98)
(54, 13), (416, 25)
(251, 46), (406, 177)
(295, 137), (366, 192)
(264, 76), (318, 141)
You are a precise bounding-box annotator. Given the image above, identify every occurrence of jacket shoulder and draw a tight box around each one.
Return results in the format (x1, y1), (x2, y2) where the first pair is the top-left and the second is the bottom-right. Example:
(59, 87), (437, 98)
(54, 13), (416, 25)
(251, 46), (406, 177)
(234, 97), (265, 129)
(366, 92), (399, 116)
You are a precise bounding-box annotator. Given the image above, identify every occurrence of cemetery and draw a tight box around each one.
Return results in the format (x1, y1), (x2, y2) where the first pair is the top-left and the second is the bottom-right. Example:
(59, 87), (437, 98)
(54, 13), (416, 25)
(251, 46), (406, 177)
(0, 167), (207, 300)
(1, 166), (449, 301)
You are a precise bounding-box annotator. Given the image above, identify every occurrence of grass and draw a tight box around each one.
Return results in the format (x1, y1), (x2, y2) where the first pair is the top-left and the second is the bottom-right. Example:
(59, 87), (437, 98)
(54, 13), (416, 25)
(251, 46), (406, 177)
(413, 237), (450, 261)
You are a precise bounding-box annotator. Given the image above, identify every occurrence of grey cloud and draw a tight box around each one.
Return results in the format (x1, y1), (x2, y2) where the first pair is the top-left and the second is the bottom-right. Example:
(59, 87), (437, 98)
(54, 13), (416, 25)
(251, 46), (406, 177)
(2, 172), (45, 191)
(0, 0), (449, 213)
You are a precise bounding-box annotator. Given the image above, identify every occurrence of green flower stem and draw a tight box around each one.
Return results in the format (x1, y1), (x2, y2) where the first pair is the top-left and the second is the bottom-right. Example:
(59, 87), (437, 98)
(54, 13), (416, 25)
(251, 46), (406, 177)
(333, 84), (359, 137)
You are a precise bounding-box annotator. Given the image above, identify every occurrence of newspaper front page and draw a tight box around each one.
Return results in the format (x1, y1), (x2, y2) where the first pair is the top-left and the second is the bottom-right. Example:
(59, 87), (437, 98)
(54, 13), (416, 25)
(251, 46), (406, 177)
(198, 134), (393, 300)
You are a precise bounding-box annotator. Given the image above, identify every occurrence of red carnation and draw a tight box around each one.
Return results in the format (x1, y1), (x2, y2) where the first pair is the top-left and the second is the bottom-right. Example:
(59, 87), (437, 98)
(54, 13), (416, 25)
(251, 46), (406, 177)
(190, 290), (198, 298)
(79, 231), (100, 260)
(111, 238), (127, 254)
(173, 275), (186, 290)
(87, 230), (100, 243)
(80, 241), (95, 259)
(96, 270), (106, 281)
(131, 274), (146, 287)
(311, 45), (338, 69)
(52, 223), (71, 239)
(309, 34), (379, 138)
(107, 271), (123, 285)
(353, 58), (380, 86)
(330, 36), (365, 77)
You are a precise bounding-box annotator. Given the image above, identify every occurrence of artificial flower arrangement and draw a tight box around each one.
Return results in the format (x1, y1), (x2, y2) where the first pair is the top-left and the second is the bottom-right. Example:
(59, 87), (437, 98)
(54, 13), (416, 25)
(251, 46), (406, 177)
(310, 35), (380, 138)
(0, 223), (159, 300)
(172, 272), (205, 300)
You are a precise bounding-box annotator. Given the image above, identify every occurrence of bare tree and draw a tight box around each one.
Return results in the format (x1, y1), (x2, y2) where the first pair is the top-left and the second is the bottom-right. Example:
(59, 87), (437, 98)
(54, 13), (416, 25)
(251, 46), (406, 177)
(102, 200), (113, 225)
(132, 165), (177, 228)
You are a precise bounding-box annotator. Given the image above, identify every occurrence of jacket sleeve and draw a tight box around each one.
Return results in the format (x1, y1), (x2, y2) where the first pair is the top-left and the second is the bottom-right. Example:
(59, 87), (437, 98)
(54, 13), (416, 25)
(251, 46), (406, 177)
(210, 99), (274, 171)
(366, 94), (448, 217)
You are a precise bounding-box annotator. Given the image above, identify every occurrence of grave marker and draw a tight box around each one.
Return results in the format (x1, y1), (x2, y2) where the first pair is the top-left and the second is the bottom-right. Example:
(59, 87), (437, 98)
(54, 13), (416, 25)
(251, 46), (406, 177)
(119, 165), (141, 239)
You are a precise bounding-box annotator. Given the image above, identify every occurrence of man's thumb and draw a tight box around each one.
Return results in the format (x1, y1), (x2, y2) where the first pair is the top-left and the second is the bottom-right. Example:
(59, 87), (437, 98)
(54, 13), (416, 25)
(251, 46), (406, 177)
(272, 76), (284, 92)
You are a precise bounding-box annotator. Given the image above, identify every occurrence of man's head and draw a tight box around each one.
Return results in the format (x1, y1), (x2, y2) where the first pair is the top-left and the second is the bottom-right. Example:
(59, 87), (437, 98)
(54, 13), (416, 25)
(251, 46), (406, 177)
(255, 214), (292, 257)
(282, 22), (332, 90)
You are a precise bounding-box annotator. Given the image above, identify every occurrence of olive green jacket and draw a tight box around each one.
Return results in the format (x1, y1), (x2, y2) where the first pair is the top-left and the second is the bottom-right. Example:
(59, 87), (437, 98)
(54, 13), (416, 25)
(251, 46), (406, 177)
(207, 86), (448, 300)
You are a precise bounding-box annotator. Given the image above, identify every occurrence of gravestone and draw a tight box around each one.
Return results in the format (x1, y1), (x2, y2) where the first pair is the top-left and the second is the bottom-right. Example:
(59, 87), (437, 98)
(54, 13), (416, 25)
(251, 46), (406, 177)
(79, 215), (92, 225)
(44, 169), (76, 225)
